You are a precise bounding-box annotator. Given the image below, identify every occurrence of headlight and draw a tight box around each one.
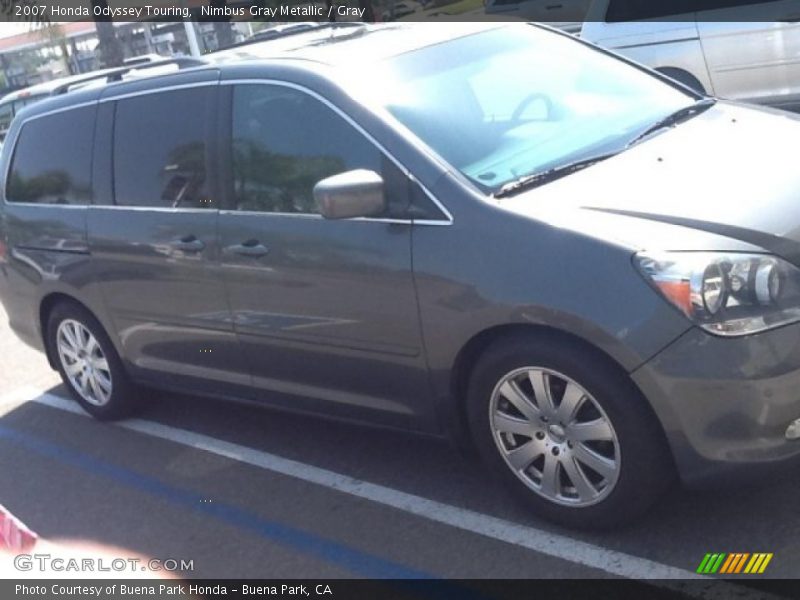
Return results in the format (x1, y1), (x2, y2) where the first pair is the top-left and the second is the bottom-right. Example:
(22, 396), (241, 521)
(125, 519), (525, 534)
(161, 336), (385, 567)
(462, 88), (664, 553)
(635, 252), (800, 336)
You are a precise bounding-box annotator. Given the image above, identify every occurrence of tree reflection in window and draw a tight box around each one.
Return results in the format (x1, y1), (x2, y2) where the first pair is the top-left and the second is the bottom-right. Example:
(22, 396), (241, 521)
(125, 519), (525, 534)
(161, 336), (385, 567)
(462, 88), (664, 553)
(6, 106), (94, 205)
(231, 86), (381, 214)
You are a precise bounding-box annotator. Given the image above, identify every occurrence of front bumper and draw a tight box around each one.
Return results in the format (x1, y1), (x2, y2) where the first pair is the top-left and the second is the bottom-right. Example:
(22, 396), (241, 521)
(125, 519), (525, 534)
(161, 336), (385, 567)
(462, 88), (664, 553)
(632, 321), (800, 487)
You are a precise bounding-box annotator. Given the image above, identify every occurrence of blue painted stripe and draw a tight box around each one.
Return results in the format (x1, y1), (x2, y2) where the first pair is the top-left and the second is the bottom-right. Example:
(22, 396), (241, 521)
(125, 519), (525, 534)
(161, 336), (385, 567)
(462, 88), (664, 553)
(0, 424), (431, 580)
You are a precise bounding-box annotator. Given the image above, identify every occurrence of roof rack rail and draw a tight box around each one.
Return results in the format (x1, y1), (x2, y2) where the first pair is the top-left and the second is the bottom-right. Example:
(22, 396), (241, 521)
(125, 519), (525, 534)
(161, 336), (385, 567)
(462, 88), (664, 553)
(51, 57), (207, 96)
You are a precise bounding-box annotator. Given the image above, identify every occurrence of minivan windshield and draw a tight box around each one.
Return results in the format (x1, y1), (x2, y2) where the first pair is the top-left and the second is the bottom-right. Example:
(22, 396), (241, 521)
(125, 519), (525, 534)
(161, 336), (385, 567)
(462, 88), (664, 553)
(371, 25), (694, 194)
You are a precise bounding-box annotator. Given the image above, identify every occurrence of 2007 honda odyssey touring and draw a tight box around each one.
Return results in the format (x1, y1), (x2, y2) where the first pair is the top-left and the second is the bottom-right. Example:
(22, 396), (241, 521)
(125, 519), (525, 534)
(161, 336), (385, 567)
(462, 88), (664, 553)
(3, 23), (800, 528)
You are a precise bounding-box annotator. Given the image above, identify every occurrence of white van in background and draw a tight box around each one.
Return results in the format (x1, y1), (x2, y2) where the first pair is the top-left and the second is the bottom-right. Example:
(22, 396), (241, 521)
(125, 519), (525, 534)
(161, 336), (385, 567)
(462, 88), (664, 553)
(485, 0), (591, 31)
(581, 0), (800, 110)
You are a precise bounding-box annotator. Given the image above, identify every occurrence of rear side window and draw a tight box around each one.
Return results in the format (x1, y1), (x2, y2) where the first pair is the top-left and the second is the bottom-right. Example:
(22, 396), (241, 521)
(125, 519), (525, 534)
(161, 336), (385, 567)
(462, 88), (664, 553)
(113, 88), (211, 209)
(6, 106), (95, 205)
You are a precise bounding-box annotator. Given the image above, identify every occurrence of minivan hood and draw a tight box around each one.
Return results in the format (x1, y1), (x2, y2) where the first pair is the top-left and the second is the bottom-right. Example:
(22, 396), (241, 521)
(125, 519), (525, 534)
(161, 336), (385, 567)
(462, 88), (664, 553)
(499, 102), (800, 263)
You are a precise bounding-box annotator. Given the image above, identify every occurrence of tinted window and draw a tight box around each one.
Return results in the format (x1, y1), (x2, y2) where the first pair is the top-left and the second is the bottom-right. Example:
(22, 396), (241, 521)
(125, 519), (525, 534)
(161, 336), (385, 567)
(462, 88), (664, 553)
(232, 85), (403, 215)
(693, 0), (775, 10)
(607, 0), (774, 21)
(606, 0), (692, 21)
(113, 88), (210, 208)
(6, 106), (95, 205)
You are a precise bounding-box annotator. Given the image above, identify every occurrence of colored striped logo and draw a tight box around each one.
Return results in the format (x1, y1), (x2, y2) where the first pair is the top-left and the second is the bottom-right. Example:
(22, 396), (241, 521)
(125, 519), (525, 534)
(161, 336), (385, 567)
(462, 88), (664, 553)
(697, 553), (773, 574)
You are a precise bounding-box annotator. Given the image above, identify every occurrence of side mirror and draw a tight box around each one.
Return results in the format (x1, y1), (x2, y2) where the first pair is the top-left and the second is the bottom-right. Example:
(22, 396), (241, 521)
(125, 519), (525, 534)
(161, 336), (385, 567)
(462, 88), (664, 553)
(313, 169), (386, 220)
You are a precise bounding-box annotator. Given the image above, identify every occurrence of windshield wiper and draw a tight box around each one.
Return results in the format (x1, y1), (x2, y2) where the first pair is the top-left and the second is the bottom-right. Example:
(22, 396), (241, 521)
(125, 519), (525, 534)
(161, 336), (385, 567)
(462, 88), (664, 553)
(494, 151), (620, 198)
(493, 98), (717, 199)
(626, 98), (717, 149)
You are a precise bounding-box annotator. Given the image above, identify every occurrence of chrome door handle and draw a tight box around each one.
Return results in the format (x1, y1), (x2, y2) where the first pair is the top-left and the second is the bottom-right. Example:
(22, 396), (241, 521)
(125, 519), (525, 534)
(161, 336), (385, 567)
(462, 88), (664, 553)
(226, 240), (269, 258)
(170, 235), (205, 253)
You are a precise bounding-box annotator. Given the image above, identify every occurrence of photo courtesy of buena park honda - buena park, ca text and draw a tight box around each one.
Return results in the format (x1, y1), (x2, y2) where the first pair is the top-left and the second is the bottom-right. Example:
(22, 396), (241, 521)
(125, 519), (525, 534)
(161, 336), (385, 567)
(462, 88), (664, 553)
(0, 1), (800, 599)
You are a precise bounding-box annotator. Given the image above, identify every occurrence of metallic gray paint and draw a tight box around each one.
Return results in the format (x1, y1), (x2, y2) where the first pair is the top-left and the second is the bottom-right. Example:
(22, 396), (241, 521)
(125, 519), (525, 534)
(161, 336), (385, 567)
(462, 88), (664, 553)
(633, 322), (800, 484)
(2, 27), (800, 486)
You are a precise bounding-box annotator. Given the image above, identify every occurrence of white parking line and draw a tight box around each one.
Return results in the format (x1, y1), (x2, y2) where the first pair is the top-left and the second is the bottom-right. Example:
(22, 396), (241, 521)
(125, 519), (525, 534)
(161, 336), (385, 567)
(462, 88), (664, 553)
(0, 388), (780, 599)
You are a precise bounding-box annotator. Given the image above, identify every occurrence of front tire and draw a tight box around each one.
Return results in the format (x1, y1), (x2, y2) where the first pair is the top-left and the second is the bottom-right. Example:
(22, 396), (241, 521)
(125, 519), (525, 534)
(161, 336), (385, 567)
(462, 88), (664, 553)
(656, 67), (706, 95)
(47, 301), (139, 420)
(467, 335), (673, 529)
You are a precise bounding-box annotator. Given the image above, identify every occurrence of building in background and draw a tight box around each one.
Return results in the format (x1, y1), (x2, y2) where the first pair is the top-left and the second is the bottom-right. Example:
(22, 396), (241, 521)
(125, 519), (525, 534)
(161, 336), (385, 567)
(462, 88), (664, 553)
(0, 21), (251, 94)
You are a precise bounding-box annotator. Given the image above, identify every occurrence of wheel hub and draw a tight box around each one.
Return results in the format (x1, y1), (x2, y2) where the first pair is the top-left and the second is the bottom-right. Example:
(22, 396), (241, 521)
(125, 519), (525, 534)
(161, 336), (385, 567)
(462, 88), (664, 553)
(547, 423), (566, 442)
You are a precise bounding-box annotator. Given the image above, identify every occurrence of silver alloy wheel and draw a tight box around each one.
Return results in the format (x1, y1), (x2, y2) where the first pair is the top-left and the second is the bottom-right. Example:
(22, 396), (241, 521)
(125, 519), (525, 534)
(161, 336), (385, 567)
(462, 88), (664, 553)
(489, 367), (620, 507)
(56, 319), (113, 407)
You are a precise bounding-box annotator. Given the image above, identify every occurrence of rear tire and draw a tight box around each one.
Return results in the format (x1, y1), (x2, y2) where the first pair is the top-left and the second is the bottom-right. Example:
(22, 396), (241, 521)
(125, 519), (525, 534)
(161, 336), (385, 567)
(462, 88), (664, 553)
(466, 335), (674, 529)
(46, 301), (140, 420)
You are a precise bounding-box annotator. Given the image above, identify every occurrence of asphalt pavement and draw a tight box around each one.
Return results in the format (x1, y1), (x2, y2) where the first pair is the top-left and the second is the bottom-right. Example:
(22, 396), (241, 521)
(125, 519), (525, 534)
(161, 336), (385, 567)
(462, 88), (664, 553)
(0, 303), (797, 593)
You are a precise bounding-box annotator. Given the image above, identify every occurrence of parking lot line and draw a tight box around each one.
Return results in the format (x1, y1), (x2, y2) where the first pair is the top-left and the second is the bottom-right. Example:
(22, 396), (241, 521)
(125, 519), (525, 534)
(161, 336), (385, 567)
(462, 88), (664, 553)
(0, 424), (432, 580)
(0, 388), (777, 599)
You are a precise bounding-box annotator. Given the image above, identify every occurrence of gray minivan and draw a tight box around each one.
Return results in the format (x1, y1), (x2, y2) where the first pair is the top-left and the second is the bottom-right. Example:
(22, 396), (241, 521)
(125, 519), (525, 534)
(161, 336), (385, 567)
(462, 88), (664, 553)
(3, 23), (800, 528)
